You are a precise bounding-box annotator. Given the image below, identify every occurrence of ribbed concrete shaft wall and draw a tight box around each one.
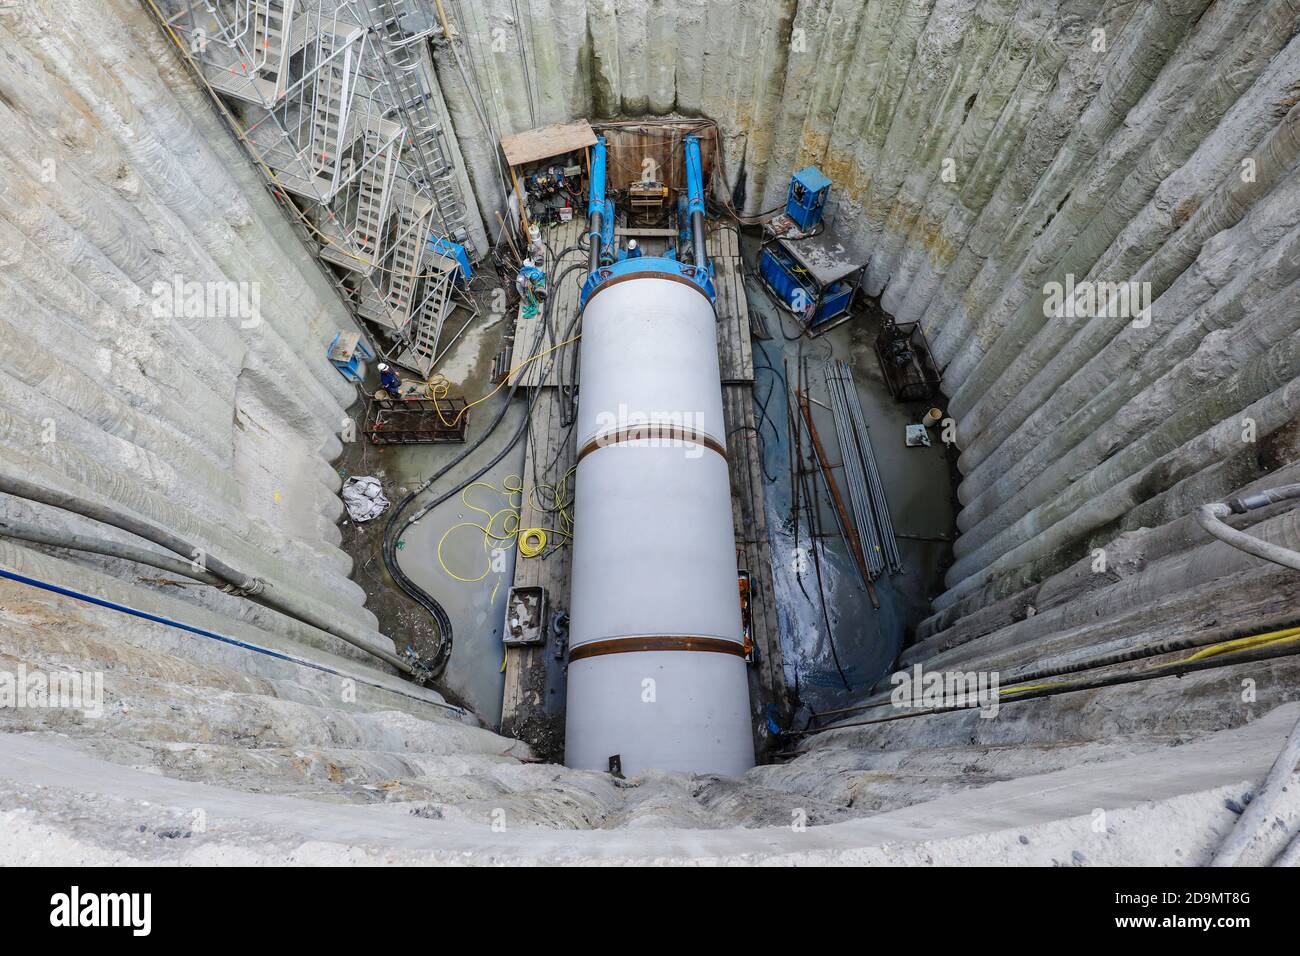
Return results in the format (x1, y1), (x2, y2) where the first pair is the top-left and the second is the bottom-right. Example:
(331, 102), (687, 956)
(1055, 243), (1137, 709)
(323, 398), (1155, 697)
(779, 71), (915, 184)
(0, 0), (393, 664)
(437, 0), (1300, 679)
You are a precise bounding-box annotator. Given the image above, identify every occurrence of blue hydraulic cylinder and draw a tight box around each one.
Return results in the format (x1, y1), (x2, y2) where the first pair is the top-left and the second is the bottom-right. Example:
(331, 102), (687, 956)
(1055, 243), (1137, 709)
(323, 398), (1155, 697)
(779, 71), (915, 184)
(588, 137), (608, 273)
(684, 135), (706, 218)
(588, 136), (608, 219)
(684, 134), (707, 268)
(599, 198), (616, 266)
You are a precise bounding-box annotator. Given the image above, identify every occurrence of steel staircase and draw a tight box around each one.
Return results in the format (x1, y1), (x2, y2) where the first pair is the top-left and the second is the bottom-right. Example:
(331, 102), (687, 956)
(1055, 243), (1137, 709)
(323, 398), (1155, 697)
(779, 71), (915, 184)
(155, 0), (479, 376)
(363, 0), (475, 257)
(395, 267), (455, 376)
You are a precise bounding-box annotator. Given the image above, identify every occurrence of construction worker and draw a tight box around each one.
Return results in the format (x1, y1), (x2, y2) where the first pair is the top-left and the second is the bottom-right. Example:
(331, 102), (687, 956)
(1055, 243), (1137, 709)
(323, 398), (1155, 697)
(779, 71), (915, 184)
(625, 238), (643, 259)
(377, 362), (402, 398)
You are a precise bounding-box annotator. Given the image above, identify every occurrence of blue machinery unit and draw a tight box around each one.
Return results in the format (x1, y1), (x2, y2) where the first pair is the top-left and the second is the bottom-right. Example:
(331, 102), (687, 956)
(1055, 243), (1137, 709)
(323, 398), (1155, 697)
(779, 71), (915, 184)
(326, 330), (375, 383)
(759, 165), (864, 333)
(428, 236), (473, 283)
(580, 135), (717, 305)
(786, 166), (831, 231)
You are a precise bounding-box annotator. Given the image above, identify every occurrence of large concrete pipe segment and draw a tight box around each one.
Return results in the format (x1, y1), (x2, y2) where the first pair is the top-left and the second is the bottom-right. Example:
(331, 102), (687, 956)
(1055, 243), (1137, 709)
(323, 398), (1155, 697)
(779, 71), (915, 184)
(566, 172), (753, 775)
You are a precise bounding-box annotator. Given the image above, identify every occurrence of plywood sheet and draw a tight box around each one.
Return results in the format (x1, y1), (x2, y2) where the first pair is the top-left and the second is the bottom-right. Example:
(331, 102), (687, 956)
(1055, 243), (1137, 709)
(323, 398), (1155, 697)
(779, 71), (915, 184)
(502, 120), (597, 168)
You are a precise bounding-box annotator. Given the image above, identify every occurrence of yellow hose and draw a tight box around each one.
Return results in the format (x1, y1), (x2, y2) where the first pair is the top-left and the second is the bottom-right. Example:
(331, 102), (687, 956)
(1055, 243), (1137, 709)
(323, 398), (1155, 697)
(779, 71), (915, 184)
(434, 474), (575, 582)
(423, 332), (583, 430)
(518, 528), (547, 557)
(1000, 624), (1300, 698)
(1180, 626), (1300, 662)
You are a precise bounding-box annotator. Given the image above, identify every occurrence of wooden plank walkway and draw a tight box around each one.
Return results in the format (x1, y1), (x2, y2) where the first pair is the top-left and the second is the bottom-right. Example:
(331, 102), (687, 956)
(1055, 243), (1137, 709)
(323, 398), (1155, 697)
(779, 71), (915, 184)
(497, 386), (574, 759)
(500, 220), (787, 759)
(509, 217), (586, 388)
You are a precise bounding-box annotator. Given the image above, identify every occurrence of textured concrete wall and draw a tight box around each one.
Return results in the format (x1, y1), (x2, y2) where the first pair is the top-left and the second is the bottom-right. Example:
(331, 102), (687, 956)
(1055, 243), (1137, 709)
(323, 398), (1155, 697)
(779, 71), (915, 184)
(438, 0), (1300, 686)
(0, 0), (393, 664)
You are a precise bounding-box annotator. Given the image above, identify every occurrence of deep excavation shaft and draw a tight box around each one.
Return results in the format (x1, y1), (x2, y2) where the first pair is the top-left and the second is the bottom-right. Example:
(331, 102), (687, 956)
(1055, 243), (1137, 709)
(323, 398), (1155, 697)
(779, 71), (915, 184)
(0, 0), (1299, 881)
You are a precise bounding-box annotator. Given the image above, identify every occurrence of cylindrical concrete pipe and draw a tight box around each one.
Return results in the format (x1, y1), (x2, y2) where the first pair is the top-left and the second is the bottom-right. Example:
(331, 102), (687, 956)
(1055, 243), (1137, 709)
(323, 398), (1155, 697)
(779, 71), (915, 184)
(564, 269), (755, 776)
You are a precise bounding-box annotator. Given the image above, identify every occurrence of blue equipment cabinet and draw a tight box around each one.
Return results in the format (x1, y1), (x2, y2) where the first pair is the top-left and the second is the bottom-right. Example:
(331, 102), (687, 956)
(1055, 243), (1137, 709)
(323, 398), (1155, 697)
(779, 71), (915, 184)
(759, 243), (856, 330)
(787, 166), (831, 231)
(760, 167), (864, 333)
(327, 331), (375, 384)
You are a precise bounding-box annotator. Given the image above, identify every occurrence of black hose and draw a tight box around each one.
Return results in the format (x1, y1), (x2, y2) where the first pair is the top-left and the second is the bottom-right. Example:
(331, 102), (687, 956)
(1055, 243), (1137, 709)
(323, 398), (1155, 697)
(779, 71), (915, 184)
(0, 516), (233, 590)
(380, 259), (589, 677)
(0, 473), (414, 676)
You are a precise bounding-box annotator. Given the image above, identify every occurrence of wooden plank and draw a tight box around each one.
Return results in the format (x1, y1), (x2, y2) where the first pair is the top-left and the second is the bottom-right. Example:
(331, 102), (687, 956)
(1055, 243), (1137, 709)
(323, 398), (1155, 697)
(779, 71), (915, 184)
(715, 256), (753, 384)
(722, 383), (788, 745)
(500, 387), (576, 755)
(596, 122), (719, 193)
(540, 218), (584, 388)
(732, 260), (754, 381)
(500, 388), (550, 716)
(615, 227), (678, 238)
(714, 258), (731, 381)
(501, 120), (596, 167)
(509, 218), (586, 388)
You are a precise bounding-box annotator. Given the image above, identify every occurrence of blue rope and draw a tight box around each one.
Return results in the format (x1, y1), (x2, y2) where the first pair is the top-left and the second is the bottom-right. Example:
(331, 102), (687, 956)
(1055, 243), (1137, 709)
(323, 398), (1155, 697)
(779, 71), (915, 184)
(0, 565), (463, 714)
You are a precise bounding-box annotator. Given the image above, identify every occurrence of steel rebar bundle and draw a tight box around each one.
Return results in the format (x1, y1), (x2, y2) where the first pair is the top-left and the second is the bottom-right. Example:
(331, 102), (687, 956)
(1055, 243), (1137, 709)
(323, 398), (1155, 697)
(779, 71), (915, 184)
(825, 360), (902, 577)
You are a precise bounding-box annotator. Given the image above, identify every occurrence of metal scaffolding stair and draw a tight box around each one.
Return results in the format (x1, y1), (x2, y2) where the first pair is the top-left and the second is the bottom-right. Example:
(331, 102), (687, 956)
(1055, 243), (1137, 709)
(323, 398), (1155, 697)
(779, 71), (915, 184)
(178, 1), (313, 108)
(303, 20), (366, 191)
(156, 0), (479, 376)
(363, 0), (475, 257)
(384, 188), (436, 316)
(393, 266), (456, 376)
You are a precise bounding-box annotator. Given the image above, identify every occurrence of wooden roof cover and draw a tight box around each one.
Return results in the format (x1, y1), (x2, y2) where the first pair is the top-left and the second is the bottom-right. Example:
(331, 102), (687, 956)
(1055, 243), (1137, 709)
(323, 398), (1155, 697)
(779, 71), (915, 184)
(500, 120), (597, 167)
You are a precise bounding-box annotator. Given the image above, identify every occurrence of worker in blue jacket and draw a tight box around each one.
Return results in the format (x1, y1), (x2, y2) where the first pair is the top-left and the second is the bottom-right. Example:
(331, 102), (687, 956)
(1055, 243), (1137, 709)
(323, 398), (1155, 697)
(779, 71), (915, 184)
(377, 362), (402, 398)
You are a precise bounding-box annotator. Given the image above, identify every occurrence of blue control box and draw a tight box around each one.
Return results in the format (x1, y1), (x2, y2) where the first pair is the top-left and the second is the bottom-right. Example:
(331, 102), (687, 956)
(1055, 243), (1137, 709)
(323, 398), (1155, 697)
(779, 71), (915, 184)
(786, 166), (831, 231)
(760, 242), (854, 328)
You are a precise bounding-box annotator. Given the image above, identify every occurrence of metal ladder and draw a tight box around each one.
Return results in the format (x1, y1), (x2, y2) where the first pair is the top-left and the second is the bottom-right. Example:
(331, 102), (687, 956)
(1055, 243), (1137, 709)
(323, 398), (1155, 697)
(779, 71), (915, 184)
(154, 0), (476, 378)
(385, 195), (435, 315)
(395, 268), (455, 376)
(305, 23), (361, 187)
(251, 0), (294, 99)
(352, 128), (396, 260)
(363, 0), (475, 256)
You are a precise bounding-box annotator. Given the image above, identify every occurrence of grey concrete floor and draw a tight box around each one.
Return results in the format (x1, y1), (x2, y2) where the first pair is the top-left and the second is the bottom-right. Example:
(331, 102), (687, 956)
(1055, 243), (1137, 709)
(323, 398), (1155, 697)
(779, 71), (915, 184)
(742, 233), (958, 724)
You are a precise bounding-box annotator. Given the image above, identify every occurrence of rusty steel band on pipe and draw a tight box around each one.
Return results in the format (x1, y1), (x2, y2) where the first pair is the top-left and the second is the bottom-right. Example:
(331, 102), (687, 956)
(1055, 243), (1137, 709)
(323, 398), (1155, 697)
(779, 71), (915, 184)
(576, 424), (728, 464)
(568, 635), (747, 663)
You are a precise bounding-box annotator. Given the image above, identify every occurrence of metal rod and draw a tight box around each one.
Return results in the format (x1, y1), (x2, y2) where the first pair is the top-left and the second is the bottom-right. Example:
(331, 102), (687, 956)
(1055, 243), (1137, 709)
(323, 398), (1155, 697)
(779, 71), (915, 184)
(797, 390), (879, 608)
(826, 360), (902, 575)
